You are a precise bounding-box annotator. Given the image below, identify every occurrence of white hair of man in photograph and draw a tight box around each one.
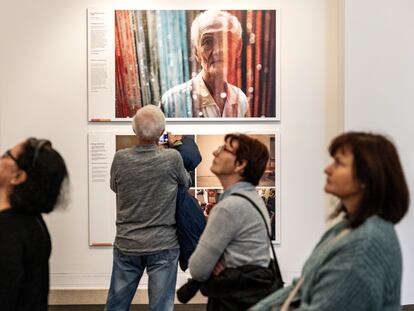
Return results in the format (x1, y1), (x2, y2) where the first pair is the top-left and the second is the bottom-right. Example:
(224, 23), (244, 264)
(132, 105), (165, 141)
(190, 10), (242, 52)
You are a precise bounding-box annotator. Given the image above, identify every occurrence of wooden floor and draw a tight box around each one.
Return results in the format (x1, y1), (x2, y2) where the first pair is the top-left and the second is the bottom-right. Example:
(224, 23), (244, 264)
(49, 305), (205, 311)
(49, 305), (414, 311)
(47, 289), (414, 311)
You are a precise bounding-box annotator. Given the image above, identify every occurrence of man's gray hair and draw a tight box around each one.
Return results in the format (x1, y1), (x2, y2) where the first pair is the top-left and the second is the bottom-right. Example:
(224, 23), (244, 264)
(190, 10), (242, 50)
(132, 105), (165, 141)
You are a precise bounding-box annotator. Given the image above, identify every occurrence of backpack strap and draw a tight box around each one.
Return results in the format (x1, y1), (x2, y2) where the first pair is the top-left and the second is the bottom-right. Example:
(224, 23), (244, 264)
(231, 192), (283, 285)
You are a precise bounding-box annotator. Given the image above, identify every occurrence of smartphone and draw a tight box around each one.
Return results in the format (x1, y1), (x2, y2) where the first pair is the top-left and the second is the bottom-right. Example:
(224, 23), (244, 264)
(159, 133), (168, 145)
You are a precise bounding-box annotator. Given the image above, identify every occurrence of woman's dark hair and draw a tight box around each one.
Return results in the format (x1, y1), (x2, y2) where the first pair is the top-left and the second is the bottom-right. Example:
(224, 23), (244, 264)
(225, 133), (269, 186)
(10, 138), (69, 214)
(329, 132), (409, 227)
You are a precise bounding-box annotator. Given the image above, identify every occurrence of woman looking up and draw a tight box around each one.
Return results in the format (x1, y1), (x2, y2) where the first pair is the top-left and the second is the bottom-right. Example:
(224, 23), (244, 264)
(0, 138), (68, 311)
(251, 132), (409, 311)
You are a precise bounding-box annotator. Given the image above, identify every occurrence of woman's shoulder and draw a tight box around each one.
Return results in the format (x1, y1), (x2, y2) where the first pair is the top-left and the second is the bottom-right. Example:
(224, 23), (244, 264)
(1, 209), (39, 222)
(0, 209), (28, 223)
(341, 217), (402, 286)
(325, 216), (396, 245)
(354, 216), (397, 243)
(222, 190), (266, 212)
(0, 210), (38, 241)
(318, 216), (398, 260)
(333, 216), (401, 269)
(354, 216), (399, 251)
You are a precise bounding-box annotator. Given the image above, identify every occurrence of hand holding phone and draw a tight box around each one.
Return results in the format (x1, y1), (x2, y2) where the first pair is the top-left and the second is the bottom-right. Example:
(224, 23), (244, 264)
(168, 133), (183, 146)
(159, 133), (168, 145)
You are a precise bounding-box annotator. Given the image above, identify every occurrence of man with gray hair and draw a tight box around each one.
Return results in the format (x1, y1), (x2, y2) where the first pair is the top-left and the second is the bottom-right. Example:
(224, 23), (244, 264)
(105, 105), (191, 311)
(161, 10), (250, 118)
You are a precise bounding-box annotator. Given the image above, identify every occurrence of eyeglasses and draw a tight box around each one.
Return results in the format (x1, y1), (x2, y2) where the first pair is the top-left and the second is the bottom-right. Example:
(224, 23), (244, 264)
(214, 144), (237, 156)
(28, 138), (52, 167)
(2, 150), (20, 169)
(1, 138), (52, 170)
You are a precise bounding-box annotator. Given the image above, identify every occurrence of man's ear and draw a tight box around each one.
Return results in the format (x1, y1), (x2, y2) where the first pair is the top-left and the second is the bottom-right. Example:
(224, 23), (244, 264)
(234, 159), (247, 174)
(11, 170), (27, 186)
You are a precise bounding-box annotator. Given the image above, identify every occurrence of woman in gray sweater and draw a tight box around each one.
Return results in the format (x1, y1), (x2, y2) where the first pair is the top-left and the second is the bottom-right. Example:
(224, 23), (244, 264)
(251, 132), (409, 311)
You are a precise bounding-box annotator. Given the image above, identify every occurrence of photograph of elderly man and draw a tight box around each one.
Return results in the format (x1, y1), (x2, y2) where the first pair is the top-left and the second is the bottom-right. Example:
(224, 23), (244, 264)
(162, 10), (249, 118)
(114, 10), (277, 119)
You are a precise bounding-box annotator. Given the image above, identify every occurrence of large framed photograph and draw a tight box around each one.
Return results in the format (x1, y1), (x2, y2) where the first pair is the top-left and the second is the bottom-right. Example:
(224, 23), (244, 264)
(88, 132), (281, 245)
(88, 9), (280, 121)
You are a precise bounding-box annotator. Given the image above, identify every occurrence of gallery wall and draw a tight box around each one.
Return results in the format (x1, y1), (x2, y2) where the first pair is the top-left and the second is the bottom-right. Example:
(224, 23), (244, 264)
(344, 0), (414, 304)
(0, 0), (340, 294)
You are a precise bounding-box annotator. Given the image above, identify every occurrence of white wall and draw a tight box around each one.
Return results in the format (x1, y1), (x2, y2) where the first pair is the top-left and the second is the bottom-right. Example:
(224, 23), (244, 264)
(344, 0), (414, 304)
(0, 0), (340, 292)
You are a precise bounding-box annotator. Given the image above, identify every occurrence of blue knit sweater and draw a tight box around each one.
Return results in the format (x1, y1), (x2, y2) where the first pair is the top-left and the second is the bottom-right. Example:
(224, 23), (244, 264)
(250, 216), (402, 311)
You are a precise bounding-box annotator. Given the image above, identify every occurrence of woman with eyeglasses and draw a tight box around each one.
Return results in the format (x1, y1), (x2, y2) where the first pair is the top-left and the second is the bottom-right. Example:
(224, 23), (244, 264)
(0, 138), (68, 311)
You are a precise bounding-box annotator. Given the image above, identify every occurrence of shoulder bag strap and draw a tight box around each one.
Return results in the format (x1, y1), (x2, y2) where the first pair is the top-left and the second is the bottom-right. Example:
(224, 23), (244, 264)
(231, 192), (283, 283)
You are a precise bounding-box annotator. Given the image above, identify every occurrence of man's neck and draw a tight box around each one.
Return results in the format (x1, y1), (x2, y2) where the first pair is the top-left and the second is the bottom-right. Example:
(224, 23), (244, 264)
(202, 72), (227, 98)
(203, 81), (228, 115)
(136, 137), (157, 145)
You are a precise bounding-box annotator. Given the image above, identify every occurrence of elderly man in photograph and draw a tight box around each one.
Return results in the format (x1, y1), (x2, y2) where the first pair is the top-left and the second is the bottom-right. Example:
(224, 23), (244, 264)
(105, 105), (191, 311)
(161, 10), (250, 118)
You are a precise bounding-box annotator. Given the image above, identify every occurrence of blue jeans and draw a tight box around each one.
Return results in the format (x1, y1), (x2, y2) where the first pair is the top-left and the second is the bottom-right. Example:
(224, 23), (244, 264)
(105, 247), (179, 311)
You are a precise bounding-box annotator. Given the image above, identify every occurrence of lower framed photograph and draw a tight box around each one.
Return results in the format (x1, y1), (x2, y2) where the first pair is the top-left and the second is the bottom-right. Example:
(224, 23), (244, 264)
(87, 131), (281, 245)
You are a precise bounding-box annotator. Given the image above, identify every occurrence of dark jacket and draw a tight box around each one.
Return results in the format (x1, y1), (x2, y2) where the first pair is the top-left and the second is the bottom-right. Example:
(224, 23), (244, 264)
(0, 209), (50, 311)
(174, 137), (206, 271)
(178, 264), (280, 310)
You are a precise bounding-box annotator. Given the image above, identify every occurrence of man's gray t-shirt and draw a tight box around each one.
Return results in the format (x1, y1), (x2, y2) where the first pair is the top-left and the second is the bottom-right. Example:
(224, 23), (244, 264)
(110, 144), (190, 254)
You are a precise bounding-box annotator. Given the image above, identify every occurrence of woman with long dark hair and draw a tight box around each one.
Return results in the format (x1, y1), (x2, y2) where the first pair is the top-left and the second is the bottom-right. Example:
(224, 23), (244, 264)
(0, 138), (68, 310)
